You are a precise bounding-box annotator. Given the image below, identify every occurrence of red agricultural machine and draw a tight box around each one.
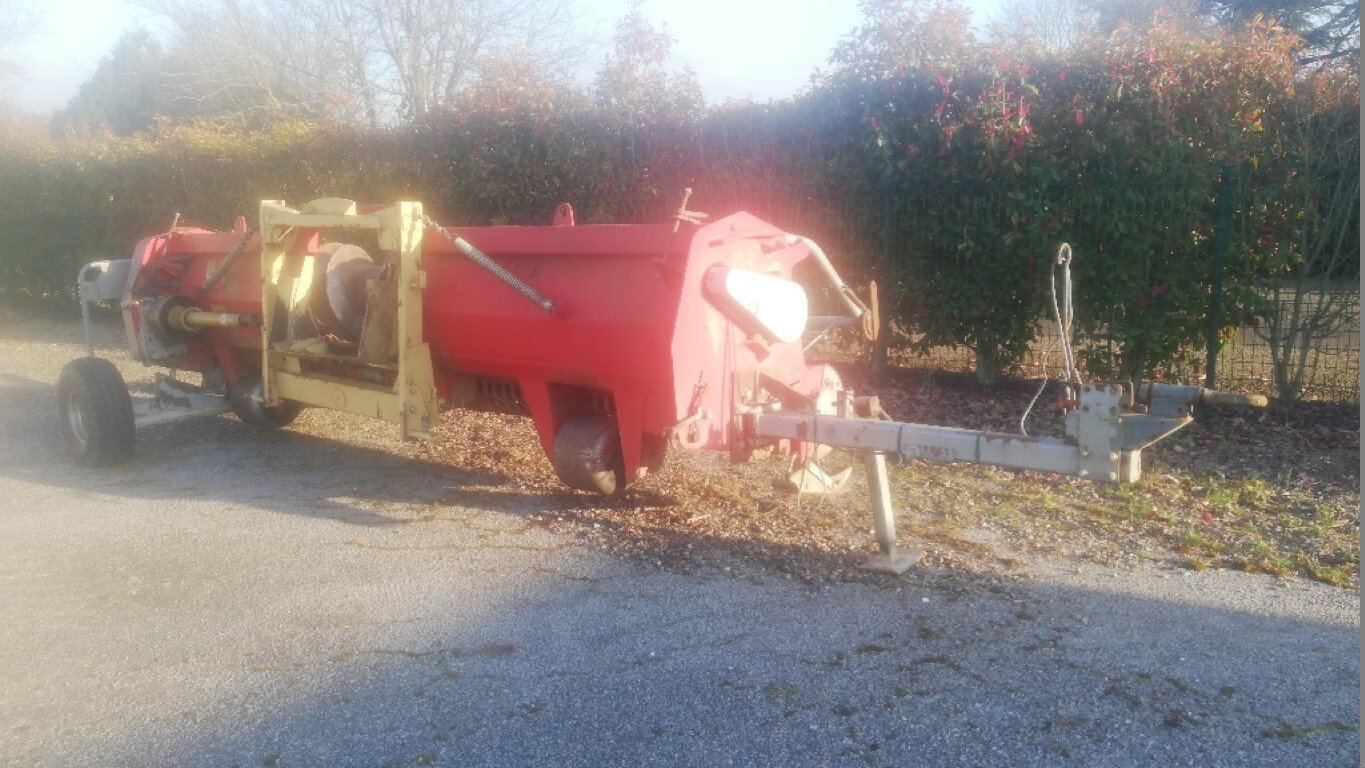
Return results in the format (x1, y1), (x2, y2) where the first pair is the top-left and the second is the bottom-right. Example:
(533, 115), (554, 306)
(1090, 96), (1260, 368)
(60, 197), (1263, 572)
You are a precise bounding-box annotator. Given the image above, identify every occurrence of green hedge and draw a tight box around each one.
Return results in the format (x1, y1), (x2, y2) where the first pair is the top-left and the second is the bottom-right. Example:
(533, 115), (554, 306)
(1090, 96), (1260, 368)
(0, 17), (1356, 383)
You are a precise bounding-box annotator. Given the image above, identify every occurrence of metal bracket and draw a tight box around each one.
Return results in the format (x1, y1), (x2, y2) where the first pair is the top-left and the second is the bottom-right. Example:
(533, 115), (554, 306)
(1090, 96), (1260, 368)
(133, 374), (229, 427)
(1075, 384), (1124, 481)
(77, 259), (131, 358)
(259, 199), (439, 440)
(776, 460), (853, 494)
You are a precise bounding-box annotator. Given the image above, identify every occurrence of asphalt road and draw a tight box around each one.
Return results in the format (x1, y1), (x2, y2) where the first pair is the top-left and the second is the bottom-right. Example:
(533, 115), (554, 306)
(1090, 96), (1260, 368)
(0, 314), (1358, 767)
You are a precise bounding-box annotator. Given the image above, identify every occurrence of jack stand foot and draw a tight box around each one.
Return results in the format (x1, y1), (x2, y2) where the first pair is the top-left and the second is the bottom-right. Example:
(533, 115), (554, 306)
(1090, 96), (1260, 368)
(859, 548), (924, 574)
(858, 450), (922, 575)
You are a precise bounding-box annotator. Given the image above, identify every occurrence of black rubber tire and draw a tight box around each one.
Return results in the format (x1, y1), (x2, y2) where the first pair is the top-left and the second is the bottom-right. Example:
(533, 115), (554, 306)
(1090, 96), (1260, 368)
(56, 357), (135, 467)
(229, 376), (302, 429)
(551, 414), (627, 495)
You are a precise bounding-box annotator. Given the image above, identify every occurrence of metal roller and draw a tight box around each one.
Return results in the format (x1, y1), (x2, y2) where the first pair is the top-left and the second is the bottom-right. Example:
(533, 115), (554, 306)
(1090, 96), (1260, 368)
(311, 243), (385, 342)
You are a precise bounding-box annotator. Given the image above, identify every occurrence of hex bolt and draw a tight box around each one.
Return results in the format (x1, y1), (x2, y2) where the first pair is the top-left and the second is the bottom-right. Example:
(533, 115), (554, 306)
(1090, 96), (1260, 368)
(1107, 472), (1118, 481)
(1108, 452), (1119, 462)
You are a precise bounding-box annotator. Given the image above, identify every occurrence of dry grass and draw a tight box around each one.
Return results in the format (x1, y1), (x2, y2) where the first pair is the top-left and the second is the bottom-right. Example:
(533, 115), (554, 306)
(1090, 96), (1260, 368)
(295, 358), (1358, 588)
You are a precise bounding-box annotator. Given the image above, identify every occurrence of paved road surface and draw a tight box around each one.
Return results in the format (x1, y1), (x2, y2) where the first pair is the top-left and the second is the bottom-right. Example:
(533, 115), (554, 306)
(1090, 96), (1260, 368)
(0, 316), (1357, 767)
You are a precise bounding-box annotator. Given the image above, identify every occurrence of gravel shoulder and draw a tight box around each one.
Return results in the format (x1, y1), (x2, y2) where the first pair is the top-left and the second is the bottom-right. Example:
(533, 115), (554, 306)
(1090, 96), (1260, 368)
(0, 309), (1358, 767)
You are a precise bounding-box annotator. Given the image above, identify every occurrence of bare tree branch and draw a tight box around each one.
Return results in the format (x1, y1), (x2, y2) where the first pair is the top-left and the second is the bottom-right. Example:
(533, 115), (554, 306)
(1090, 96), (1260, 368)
(135, 0), (593, 123)
(0, 0), (42, 82)
(991, 0), (1213, 50)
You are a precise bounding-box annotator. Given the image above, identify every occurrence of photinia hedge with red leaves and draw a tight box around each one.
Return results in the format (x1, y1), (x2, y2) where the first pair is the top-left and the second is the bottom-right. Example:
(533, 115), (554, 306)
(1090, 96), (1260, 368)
(0, 7), (1354, 385)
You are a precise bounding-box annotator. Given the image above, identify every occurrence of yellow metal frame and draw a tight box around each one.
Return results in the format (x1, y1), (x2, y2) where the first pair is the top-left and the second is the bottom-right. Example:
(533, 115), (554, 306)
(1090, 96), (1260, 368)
(258, 198), (439, 440)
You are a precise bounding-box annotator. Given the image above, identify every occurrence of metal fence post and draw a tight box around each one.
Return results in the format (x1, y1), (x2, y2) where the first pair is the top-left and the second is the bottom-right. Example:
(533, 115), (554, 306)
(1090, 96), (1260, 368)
(1200, 163), (1234, 422)
(872, 179), (894, 375)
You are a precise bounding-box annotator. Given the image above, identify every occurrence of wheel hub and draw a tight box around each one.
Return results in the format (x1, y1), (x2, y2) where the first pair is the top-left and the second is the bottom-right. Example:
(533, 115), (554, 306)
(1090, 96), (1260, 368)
(66, 392), (89, 447)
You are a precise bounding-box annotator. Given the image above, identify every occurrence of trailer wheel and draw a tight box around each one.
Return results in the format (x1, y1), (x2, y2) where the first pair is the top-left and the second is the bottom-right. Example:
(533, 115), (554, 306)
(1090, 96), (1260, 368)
(57, 357), (135, 467)
(229, 377), (302, 429)
(551, 415), (626, 495)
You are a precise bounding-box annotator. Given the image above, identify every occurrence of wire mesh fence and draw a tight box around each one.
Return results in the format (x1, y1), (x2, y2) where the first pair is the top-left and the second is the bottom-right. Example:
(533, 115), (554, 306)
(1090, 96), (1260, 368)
(873, 289), (1360, 404)
(1211, 286), (1360, 402)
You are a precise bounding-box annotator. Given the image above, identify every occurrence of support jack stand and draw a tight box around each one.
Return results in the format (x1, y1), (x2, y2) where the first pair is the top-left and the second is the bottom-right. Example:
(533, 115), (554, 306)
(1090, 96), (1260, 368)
(858, 451), (924, 574)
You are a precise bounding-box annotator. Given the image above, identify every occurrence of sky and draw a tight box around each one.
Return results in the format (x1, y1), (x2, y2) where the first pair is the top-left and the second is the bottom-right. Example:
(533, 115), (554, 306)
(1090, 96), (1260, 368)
(4, 0), (1004, 116)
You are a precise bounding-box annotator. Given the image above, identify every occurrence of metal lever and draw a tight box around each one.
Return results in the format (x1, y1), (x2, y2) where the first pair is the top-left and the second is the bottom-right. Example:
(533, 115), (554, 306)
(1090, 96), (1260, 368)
(199, 226), (257, 295)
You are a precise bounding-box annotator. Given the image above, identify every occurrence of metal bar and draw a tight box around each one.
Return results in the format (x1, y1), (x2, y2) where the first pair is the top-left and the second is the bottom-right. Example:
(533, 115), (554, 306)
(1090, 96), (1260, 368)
(76, 263), (96, 358)
(787, 235), (863, 320)
(80, 298), (93, 358)
(806, 316), (859, 330)
(867, 451), (896, 554)
(873, 180), (893, 374)
(1203, 163), (1233, 405)
(859, 451), (923, 574)
(199, 226), (257, 295)
(755, 412), (1084, 478)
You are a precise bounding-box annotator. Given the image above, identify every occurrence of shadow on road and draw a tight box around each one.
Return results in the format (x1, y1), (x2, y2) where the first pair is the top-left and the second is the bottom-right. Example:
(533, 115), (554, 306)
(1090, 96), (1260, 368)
(0, 329), (1358, 767)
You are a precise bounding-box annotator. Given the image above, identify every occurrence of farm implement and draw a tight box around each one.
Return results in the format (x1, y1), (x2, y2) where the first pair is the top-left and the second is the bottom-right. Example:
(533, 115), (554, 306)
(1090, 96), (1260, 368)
(60, 198), (1264, 572)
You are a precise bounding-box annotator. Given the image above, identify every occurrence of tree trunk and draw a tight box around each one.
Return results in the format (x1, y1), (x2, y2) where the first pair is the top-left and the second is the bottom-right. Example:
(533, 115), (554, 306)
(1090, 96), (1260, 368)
(974, 347), (999, 385)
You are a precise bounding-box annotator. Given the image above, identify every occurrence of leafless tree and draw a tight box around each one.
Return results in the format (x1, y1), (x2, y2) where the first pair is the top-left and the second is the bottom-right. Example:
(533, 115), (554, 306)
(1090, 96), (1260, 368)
(991, 0), (1213, 50)
(1252, 70), (1360, 409)
(139, 0), (593, 123)
(991, 0), (1095, 50)
(0, 0), (41, 81)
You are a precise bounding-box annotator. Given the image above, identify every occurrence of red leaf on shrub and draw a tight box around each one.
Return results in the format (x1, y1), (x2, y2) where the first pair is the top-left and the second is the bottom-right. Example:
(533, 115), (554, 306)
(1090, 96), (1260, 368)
(1073, 109), (1085, 126)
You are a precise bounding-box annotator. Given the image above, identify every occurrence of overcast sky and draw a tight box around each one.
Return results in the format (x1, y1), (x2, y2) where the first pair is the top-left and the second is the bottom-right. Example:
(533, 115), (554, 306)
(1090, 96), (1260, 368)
(5, 0), (1004, 116)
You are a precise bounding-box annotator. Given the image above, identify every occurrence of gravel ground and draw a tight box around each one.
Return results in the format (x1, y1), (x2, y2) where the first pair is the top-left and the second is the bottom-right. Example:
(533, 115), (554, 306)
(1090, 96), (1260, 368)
(0, 310), (1358, 767)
